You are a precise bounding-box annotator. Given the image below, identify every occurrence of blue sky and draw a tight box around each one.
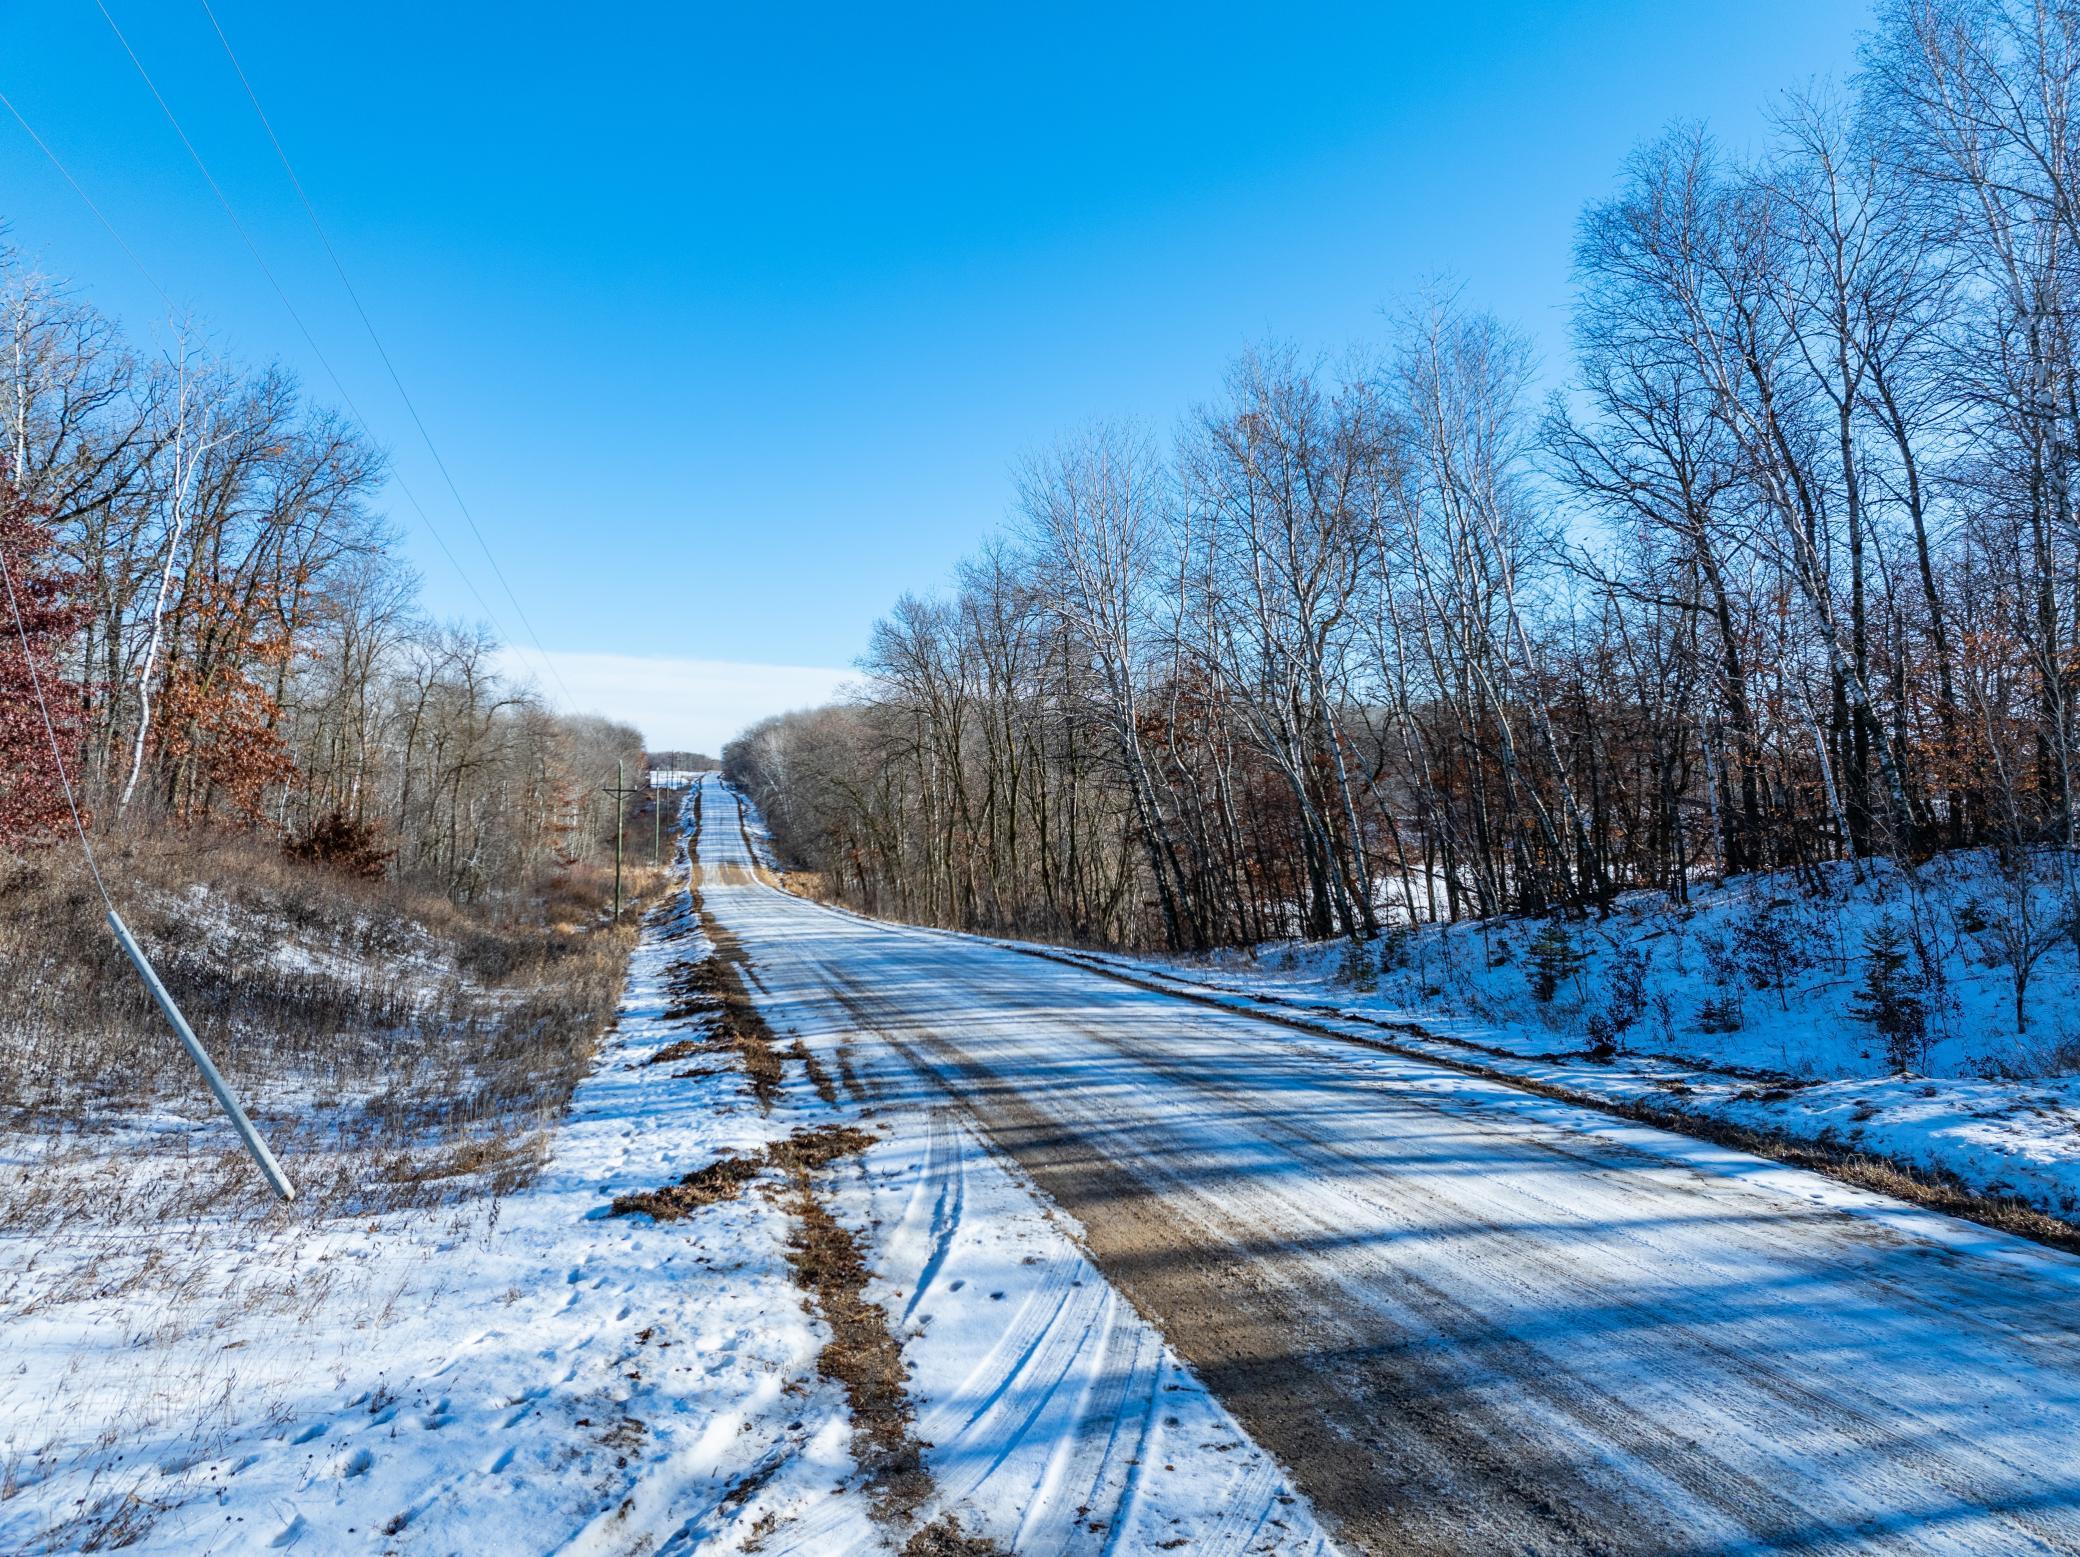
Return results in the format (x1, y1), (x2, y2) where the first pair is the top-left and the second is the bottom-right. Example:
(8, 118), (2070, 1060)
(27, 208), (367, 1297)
(2, 1), (1868, 749)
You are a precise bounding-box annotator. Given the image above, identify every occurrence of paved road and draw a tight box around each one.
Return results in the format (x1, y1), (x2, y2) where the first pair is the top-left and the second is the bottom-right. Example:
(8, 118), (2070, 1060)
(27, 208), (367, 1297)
(695, 777), (2080, 1555)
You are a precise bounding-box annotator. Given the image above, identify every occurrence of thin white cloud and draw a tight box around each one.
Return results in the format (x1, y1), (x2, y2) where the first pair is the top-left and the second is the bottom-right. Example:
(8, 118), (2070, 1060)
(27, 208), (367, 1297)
(496, 650), (857, 754)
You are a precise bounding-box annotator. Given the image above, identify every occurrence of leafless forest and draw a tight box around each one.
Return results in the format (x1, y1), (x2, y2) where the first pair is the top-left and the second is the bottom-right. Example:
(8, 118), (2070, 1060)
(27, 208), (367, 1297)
(729, 1), (2080, 952)
(2, 261), (645, 906)
(0, 213), (664, 1134)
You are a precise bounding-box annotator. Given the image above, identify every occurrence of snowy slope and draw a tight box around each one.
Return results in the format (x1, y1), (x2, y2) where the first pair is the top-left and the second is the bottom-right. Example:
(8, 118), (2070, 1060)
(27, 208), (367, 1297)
(1021, 859), (2080, 1227)
(1, 888), (871, 1553)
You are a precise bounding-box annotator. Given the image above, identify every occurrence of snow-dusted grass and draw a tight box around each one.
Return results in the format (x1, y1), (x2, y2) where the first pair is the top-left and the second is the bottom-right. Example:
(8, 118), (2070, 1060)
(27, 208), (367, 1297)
(1050, 852), (2080, 1228)
(0, 834), (663, 1548)
(0, 829), (660, 1233)
(0, 884), (840, 1553)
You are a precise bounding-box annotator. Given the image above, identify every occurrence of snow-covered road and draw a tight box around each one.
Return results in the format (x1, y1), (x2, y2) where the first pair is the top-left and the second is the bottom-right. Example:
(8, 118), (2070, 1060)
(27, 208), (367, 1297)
(701, 779), (2080, 1555)
(21, 774), (2073, 1552)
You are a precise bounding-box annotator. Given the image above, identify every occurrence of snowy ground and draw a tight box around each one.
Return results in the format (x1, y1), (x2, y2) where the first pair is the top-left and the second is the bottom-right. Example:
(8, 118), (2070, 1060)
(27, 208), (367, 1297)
(16, 782), (2080, 1553)
(0, 784), (1328, 1554)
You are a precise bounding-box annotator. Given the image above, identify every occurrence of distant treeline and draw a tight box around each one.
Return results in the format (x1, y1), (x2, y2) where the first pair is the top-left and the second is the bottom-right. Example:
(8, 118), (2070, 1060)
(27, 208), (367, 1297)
(728, 0), (2080, 951)
(1, 250), (641, 910)
(647, 751), (721, 774)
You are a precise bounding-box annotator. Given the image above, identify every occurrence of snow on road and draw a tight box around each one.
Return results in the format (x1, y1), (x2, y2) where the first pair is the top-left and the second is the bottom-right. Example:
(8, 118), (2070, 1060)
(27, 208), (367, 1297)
(710, 782), (2080, 1554)
(687, 779), (1332, 1556)
(1, 780), (1325, 1554)
(17, 768), (2080, 1553)
(1021, 868), (2080, 1230)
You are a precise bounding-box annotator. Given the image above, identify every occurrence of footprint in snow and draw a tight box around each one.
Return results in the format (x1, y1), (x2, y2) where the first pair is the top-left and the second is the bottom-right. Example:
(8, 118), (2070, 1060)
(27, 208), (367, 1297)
(269, 1513), (310, 1548)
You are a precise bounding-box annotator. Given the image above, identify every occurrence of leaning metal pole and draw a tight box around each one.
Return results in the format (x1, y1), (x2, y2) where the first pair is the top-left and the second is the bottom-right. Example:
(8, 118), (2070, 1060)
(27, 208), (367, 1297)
(106, 908), (296, 1201)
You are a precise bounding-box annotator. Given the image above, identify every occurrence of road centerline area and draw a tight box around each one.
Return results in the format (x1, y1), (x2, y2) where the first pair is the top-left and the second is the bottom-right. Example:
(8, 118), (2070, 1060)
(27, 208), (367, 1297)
(697, 778), (2080, 1557)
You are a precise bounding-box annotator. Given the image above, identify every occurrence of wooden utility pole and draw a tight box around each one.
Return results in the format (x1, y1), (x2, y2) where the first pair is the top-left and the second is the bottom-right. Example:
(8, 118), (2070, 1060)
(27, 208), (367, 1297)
(602, 761), (644, 922)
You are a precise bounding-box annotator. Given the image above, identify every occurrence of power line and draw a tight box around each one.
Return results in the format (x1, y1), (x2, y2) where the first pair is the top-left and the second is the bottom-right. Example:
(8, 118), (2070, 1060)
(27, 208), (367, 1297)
(191, 0), (578, 711)
(0, 84), (174, 317)
(84, 0), (571, 703)
(0, 78), (519, 677)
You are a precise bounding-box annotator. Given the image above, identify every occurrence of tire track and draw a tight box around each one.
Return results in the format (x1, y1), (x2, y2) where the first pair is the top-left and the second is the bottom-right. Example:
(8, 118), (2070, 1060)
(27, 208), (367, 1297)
(809, 937), (2080, 1555)
(822, 973), (1343, 1556)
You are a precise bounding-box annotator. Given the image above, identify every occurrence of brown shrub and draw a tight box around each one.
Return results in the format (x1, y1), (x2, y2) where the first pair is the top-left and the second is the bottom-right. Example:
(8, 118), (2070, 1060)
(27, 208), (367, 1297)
(282, 810), (395, 880)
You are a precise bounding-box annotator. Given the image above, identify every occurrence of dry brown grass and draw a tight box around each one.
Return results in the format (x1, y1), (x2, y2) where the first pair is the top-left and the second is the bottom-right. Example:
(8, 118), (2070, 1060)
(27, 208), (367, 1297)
(610, 1151), (768, 1220)
(608, 1126), (873, 1224)
(775, 868), (830, 900)
(765, 1123), (875, 1173)
(779, 1132), (931, 1523)
(902, 1518), (1010, 1557)
(676, 885), (784, 1112)
(0, 827), (667, 1225)
(644, 1037), (706, 1067)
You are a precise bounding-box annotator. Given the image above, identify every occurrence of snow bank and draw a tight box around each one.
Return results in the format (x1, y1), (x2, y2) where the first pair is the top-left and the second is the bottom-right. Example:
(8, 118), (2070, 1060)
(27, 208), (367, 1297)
(1038, 853), (2080, 1227)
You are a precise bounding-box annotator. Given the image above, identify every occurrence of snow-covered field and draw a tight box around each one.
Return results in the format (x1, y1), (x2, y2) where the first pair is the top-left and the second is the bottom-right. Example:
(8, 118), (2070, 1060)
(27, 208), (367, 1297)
(0, 783), (1328, 1554)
